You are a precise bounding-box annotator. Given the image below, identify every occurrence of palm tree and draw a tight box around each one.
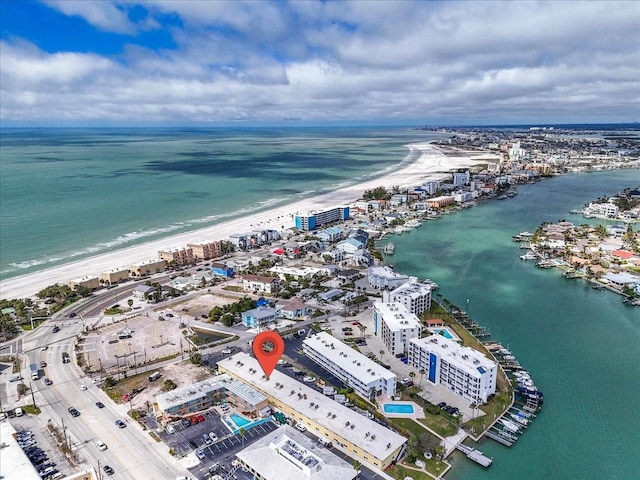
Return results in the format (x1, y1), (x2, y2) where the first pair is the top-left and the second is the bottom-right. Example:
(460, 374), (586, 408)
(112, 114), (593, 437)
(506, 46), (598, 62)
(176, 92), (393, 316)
(409, 371), (416, 385)
(418, 368), (425, 387)
(239, 427), (246, 447)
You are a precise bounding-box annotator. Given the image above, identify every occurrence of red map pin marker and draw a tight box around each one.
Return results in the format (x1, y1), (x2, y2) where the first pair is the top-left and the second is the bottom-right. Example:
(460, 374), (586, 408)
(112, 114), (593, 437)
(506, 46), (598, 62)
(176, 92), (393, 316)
(252, 331), (285, 379)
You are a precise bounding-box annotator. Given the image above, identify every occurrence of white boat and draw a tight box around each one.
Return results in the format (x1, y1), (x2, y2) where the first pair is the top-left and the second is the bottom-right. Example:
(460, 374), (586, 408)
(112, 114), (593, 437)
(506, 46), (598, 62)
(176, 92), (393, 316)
(520, 252), (537, 260)
(499, 419), (521, 433)
(510, 413), (529, 426)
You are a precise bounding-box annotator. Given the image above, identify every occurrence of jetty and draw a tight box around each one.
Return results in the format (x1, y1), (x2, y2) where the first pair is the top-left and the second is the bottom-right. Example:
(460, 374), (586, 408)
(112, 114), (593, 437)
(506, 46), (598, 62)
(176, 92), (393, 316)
(456, 444), (493, 467)
(383, 242), (395, 255)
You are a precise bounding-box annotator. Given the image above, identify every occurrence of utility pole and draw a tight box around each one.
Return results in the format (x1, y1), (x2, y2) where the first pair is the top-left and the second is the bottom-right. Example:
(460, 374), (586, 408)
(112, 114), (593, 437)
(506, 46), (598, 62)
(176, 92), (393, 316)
(143, 348), (147, 373)
(115, 355), (120, 381)
(180, 338), (184, 360)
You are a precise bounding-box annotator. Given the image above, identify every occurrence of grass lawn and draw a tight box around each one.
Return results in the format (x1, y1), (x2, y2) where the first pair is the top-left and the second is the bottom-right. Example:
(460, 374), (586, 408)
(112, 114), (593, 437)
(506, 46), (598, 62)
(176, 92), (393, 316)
(417, 416), (458, 437)
(103, 371), (153, 404)
(390, 464), (436, 480)
(391, 417), (433, 438)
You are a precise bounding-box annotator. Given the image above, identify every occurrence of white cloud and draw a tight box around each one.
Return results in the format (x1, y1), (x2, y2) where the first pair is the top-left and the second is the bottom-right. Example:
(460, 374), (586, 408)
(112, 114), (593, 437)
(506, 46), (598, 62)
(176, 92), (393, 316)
(44, 0), (137, 34)
(1, 0), (639, 123)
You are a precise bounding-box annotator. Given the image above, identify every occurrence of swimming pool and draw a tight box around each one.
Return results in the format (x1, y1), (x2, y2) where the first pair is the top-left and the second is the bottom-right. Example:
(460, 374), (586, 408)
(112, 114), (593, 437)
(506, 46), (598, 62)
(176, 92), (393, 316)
(383, 403), (415, 414)
(230, 413), (251, 428)
(223, 413), (272, 434)
(434, 328), (453, 339)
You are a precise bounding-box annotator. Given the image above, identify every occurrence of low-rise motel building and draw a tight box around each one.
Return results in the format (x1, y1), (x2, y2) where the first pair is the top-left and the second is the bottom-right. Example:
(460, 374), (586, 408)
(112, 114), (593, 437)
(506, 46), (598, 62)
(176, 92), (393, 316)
(408, 335), (497, 404)
(295, 206), (350, 231)
(99, 267), (130, 285)
(235, 425), (358, 480)
(158, 246), (194, 266)
(155, 374), (268, 421)
(303, 331), (397, 398)
(373, 302), (423, 356)
(129, 258), (167, 277)
(218, 353), (406, 471)
(69, 275), (99, 291)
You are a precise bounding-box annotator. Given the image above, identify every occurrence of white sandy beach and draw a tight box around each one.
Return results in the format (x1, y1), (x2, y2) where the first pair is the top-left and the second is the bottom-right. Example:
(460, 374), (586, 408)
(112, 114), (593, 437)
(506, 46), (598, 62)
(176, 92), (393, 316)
(0, 143), (498, 300)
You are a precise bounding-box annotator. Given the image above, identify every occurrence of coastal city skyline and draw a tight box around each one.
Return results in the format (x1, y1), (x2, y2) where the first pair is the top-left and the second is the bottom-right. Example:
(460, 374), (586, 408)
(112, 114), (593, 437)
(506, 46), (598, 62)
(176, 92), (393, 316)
(1, 0), (639, 126)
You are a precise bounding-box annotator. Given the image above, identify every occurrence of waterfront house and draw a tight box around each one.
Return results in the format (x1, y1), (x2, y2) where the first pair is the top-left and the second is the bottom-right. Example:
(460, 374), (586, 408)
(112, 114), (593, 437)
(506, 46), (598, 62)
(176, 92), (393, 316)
(129, 258), (167, 277)
(69, 276), (100, 291)
(99, 267), (130, 285)
(602, 272), (640, 290)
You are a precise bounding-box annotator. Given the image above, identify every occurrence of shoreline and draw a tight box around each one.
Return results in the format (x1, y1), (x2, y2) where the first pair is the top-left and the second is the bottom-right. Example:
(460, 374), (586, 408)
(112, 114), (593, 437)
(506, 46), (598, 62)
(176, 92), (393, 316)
(0, 143), (496, 300)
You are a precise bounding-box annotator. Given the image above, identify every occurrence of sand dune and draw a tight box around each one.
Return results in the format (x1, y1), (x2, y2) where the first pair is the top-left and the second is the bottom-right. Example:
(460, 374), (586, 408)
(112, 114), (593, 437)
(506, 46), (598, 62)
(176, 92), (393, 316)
(0, 143), (495, 300)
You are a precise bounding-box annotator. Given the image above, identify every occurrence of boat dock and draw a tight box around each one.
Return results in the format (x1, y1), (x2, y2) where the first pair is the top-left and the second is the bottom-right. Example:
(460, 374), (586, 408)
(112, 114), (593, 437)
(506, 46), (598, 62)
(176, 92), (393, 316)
(383, 242), (395, 255)
(456, 444), (493, 467)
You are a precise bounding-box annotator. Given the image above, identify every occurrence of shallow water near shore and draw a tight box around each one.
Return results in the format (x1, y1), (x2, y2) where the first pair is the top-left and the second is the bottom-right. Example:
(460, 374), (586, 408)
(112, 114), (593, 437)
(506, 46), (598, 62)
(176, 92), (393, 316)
(387, 170), (640, 480)
(0, 127), (441, 280)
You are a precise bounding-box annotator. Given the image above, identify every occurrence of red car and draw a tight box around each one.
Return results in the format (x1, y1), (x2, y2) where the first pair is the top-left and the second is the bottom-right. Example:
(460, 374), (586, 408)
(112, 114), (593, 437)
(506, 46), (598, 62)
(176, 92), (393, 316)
(197, 414), (205, 423)
(190, 416), (199, 425)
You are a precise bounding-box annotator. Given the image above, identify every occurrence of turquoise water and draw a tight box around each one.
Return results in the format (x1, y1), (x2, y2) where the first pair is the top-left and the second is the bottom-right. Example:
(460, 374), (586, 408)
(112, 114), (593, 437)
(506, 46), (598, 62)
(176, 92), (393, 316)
(434, 328), (454, 339)
(388, 170), (640, 480)
(383, 403), (415, 414)
(0, 127), (444, 280)
(230, 412), (251, 428)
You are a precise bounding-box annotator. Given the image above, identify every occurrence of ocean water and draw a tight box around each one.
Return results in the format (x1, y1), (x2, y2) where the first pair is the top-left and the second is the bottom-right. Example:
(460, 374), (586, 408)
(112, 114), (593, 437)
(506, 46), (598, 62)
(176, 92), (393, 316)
(0, 127), (442, 280)
(387, 170), (640, 480)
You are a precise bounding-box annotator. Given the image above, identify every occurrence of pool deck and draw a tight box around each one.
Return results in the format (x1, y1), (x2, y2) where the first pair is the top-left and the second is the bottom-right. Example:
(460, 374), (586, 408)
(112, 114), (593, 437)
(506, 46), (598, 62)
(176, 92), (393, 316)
(427, 326), (461, 342)
(379, 400), (424, 419)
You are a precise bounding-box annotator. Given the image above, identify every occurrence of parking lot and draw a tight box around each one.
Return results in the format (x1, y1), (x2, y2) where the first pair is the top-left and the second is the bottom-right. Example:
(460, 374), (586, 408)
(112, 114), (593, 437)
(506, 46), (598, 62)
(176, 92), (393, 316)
(10, 415), (75, 479)
(150, 406), (279, 480)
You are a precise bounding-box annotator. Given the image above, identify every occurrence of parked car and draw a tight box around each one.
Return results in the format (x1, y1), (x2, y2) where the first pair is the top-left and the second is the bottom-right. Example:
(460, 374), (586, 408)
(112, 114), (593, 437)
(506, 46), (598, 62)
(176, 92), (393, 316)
(221, 348), (233, 354)
(197, 414), (205, 423)
(165, 424), (176, 434)
(195, 449), (206, 460)
(202, 434), (212, 445)
(189, 416), (199, 425)
(208, 432), (217, 442)
(181, 418), (191, 428)
(295, 423), (307, 432)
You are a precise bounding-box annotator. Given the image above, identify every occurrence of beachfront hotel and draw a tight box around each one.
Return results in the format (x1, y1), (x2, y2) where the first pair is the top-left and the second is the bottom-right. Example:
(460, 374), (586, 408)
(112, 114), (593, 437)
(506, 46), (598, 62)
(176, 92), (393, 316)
(187, 240), (223, 260)
(302, 331), (397, 398)
(408, 335), (497, 404)
(381, 277), (432, 316)
(235, 425), (358, 480)
(158, 246), (194, 266)
(129, 258), (167, 277)
(154, 374), (269, 420)
(99, 267), (130, 285)
(295, 206), (350, 231)
(373, 302), (422, 356)
(218, 353), (406, 471)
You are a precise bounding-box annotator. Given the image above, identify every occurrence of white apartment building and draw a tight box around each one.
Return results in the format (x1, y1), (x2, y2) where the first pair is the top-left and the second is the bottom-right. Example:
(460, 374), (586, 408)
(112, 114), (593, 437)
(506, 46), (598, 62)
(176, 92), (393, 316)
(367, 266), (409, 290)
(453, 171), (470, 186)
(408, 335), (497, 404)
(382, 277), (432, 316)
(303, 332), (396, 398)
(373, 302), (422, 356)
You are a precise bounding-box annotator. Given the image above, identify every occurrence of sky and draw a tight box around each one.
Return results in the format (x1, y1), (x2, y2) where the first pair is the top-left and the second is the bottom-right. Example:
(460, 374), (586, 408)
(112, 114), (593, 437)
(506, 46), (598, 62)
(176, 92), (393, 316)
(1, 0), (639, 126)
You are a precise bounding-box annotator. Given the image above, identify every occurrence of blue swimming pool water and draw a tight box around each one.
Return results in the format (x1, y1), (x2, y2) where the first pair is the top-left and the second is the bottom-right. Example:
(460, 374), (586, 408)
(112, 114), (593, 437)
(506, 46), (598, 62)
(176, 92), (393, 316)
(435, 328), (453, 339)
(383, 403), (414, 414)
(230, 413), (251, 428)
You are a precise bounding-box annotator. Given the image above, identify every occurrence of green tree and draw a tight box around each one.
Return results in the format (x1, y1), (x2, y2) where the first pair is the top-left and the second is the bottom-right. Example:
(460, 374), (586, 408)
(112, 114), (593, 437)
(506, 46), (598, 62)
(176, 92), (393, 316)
(162, 379), (177, 391)
(103, 377), (117, 388)
(127, 299), (134, 309)
(418, 368), (425, 387)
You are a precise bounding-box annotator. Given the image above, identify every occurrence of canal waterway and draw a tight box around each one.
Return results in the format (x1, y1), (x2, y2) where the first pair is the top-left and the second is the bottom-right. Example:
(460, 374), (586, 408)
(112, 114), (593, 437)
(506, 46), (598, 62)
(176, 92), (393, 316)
(387, 170), (640, 480)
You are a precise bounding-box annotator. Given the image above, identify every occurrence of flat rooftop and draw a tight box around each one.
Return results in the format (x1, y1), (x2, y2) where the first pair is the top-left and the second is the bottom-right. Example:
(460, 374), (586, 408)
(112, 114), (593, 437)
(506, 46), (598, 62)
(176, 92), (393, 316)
(374, 303), (422, 331)
(0, 421), (41, 480)
(303, 331), (396, 382)
(218, 353), (406, 464)
(235, 425), (357, 480)
(410, 335), (496, 377)
(155, 373), (267, 413)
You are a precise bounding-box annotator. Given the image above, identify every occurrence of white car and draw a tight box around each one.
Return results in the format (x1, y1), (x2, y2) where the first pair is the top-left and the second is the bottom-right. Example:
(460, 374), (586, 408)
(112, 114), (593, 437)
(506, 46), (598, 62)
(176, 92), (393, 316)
(221, 348), (232, 354)
(79, 384), (87, 391)
(295, 423), (307, 432)
(165, 424), (176, 434)
(96, 440), (107, 451)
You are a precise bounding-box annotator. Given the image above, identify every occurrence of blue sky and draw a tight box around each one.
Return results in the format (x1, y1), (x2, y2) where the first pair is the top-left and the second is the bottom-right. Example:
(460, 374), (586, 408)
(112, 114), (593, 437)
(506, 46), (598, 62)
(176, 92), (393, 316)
(1, 0), (639, 126)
